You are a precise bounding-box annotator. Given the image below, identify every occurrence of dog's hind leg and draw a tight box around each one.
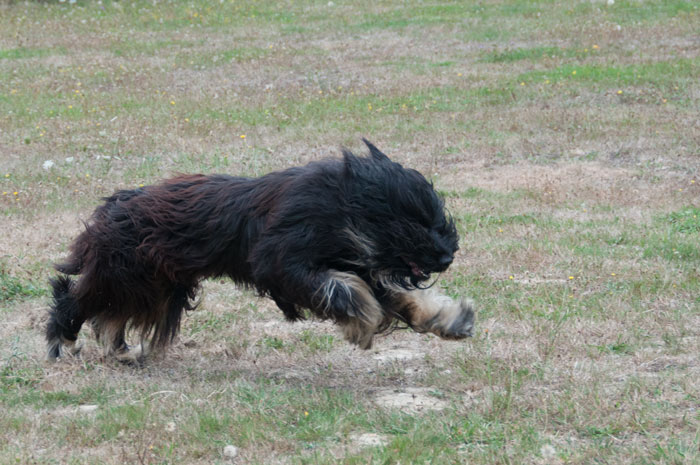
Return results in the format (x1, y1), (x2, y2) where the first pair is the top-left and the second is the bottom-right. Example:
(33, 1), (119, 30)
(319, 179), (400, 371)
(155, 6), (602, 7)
(46, 276), (87, 360)
(110, 325), (144, 364)
(383, 288), (475, 340)
(93, 318), (145, 364)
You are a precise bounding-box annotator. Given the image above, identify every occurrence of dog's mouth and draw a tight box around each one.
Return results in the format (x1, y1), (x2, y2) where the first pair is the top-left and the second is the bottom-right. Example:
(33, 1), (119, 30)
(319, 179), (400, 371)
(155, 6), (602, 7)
(407, 261), (430, 280)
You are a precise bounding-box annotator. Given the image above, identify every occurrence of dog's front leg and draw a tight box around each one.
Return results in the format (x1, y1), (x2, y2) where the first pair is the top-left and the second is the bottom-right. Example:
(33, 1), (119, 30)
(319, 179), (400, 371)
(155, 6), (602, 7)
(383, 288), (475, 340)
(311, 270), (386, 350)
(254, 256), (386, 348)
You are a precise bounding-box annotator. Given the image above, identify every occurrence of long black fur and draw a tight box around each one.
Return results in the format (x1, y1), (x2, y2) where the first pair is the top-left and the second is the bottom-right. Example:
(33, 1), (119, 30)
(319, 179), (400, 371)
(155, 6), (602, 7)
(46, 140), (471, 360)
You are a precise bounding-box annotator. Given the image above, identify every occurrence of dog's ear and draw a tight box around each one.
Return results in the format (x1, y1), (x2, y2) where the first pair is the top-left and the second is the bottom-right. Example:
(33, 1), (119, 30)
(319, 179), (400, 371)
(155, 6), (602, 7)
(362, 138), (390, 163)
(342, 148), (361, 177)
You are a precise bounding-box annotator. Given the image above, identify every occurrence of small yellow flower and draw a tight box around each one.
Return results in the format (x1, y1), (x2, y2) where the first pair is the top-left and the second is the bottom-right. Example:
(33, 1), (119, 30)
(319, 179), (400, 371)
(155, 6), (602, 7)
(509, 276), (514, 280)
(367, 104), (373, 110)
(545, 80), (550, 84)
(170, 100), (176, 105)
(68, 105), (73, 109)
(240, 134), (246, 139)
(139, 183), (145, 187)
(85, 174), (90, 178)
(4, 174), (9, 178)
(611, 273), (616, 276)
(304, 411), (309, 417)
(568, 276), (574, 280)
(13, 191), (18, 196)
(2, 192), (6, 195)
(457, 72), (463, 77)
(617, 90), (623, 95)
(572, 70), (577, 75)
(592, 44), (599, 49)
(185, 118), (190, 122)
(520, 82), (525, 86)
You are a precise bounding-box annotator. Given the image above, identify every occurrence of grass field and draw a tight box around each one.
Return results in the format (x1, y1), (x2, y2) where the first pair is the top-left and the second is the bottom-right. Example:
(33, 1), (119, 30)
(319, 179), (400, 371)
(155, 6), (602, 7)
(1, 0), (698, 463)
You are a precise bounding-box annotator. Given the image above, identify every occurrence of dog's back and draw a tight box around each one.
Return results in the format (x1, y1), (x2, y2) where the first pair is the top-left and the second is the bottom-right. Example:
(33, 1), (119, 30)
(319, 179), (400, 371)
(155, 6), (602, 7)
(47, 174), (262, 360)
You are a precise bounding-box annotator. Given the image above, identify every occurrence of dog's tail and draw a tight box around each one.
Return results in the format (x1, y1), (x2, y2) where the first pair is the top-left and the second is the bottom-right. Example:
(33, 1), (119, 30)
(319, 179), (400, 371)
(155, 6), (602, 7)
(46, 275), (83, 360)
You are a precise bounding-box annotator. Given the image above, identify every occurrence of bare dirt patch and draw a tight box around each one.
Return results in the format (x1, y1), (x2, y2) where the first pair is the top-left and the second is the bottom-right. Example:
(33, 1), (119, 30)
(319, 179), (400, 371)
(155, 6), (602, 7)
(348, 432), (389, 448)
(371, 347), (425, 363)
(373, 387), (449, 413)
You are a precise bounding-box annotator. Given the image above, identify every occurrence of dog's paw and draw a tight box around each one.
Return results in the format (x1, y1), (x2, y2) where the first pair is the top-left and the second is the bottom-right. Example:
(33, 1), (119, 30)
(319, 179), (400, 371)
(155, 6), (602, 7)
(114, 343), (145, 366)
(439, 299), (475, 339)
(427, 298), (475, 340)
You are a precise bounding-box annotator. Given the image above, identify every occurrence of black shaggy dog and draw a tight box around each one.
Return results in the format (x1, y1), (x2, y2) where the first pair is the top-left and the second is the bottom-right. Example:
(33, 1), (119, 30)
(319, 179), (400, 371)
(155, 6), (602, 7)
(47, 140), (474, 362)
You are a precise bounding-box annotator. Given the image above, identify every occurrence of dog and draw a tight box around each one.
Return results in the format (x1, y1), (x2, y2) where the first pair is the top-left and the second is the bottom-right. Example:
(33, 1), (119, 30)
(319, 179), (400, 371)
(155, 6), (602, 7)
(47, 140), (474, 362)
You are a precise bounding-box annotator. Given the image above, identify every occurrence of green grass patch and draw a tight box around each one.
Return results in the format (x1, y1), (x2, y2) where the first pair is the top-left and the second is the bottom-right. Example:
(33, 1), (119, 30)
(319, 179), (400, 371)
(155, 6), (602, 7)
(0, 47), (64, 60)
(481, 46), (584, 63)
(593, 0), (698, 23)
(664, 206), (700, 233)
(517, 58), (699, 89)
(643, 238), (700, 262)
(175, 47), (270, 69)
(298, 330), (335, 353)
(110, 39), (198, 57)
(0, 268), (43, 303)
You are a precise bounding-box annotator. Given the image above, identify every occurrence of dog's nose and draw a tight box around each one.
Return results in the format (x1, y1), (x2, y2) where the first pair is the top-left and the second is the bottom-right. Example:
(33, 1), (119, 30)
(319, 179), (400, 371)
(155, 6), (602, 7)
(439, 255), (453, 267)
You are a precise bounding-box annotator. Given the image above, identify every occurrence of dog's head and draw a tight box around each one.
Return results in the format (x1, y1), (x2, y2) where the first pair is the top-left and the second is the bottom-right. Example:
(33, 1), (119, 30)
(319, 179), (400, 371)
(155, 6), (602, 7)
(342, 139), (459, 288)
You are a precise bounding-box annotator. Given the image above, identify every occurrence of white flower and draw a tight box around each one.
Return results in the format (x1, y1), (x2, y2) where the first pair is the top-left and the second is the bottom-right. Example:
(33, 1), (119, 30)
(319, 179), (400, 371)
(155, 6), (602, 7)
(540, 444), (557, 458)
(223, 445), (238, 458)
(42, 160), (55, 170)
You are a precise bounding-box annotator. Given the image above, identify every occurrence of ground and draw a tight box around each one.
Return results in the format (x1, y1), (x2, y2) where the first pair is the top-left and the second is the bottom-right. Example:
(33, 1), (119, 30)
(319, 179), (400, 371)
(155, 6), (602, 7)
(0, 1), (698, 464)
